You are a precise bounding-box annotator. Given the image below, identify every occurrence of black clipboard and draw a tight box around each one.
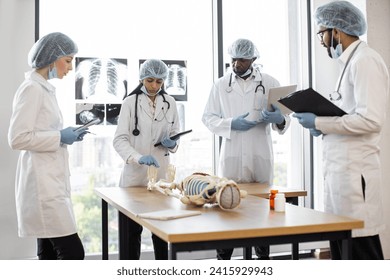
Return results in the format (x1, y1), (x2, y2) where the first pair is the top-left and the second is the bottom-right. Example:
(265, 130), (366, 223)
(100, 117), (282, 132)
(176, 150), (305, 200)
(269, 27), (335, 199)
(154, 129), (193, 147)
(278, 88), (347, 117)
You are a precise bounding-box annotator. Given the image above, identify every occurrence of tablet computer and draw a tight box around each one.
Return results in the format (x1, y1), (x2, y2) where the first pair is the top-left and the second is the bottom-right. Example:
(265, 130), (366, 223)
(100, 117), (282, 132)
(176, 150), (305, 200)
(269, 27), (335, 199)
(154, 129), (192, 147)
(267, 85), (297, 115)
(75, 118), (101, 131)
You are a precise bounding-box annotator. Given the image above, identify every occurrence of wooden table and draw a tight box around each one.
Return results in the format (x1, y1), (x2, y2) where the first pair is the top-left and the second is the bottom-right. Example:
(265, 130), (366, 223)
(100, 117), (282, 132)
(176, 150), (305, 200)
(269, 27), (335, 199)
(238, 183), (307, 258)
(95, 186), (363, 260)
(238, 183), (307, 205)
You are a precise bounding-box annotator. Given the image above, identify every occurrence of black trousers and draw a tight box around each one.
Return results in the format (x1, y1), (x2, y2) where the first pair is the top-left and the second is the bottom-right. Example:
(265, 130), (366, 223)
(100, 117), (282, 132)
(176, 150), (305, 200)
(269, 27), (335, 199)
(330, 234), (384, 260)
(37, 233), (85, 260)
(217, 245), (270, 260)
(126, 218), (168, 260)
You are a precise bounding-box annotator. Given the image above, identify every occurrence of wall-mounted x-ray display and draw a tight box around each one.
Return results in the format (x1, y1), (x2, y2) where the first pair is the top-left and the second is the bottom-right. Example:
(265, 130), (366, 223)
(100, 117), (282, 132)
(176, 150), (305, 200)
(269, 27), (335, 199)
(75, 57), (128, 102)
(75, 103), (105, 126)
(139, 59), (187, 101)
(75, 57), (127, 126)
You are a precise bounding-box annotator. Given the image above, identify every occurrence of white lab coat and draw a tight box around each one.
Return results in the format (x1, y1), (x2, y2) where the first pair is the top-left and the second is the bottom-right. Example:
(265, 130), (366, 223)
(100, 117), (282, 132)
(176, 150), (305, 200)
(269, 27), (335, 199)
(202, 67), (290, 183)
(113, 92), (180, 187)
(316, 41), (390, 237)
(8, 71), (77, 238)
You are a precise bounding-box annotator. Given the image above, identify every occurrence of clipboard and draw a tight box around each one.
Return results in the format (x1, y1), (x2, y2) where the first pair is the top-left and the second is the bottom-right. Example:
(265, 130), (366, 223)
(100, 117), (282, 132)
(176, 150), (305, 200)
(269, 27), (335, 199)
(154, 129), (193, 147)
(75, 118), (101, 131)
(278, 87), (347, 117)
(267, 85), (297, 114)
(136, 209), (201, 220)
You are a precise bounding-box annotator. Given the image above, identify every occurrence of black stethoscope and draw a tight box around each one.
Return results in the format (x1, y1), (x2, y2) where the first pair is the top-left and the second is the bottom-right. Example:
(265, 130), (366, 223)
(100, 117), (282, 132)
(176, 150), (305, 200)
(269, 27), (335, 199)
(132, 91), (171, 136)
(225, 72), (265, 94)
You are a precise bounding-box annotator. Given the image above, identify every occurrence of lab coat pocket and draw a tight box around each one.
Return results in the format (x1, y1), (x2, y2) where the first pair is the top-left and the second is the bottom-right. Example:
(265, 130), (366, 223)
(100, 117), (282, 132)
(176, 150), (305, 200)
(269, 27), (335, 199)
(34, 151), (67, 199)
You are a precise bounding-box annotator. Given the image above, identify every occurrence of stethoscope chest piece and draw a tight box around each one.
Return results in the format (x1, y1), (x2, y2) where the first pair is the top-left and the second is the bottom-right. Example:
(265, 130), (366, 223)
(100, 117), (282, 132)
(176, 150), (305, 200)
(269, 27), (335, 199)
(132, 128), (140, 136)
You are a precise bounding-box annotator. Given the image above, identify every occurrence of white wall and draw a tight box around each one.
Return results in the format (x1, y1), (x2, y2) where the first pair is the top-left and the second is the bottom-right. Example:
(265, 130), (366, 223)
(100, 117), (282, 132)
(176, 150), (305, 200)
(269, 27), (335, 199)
(0, 0), (36, 259)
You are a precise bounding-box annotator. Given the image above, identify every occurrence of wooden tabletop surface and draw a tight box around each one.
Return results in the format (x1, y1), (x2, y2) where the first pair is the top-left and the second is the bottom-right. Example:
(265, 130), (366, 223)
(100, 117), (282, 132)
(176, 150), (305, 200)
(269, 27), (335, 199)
(95, 186), (363, 243)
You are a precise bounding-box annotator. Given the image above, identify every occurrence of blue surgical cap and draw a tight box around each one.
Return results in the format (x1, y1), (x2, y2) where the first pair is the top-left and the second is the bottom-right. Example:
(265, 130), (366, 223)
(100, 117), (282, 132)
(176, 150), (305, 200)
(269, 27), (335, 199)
(228, 38), (260, 59)
(314, 1), (367, 36)
(28, 32), (78, 68)
(139, 59), (169, 81)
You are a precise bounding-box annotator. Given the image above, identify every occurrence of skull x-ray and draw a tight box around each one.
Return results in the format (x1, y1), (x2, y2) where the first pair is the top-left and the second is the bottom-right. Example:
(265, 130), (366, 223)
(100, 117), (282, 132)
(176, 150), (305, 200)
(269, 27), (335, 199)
(75, 103), (105, 125)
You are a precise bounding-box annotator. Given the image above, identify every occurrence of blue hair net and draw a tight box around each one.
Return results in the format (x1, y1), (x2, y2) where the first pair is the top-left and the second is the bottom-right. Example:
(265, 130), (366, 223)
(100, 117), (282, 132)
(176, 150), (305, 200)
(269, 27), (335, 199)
(314, 1), (366, 36)
(228, 38), (260, 59)
(28, 32), (78, 68)
(139, 59), (169, 80)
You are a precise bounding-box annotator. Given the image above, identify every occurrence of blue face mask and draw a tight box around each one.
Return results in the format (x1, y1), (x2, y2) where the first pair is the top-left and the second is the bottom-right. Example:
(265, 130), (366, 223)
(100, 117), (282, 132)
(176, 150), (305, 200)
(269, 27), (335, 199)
(48, 64), (58, 79)
(330, 33), (343, 59)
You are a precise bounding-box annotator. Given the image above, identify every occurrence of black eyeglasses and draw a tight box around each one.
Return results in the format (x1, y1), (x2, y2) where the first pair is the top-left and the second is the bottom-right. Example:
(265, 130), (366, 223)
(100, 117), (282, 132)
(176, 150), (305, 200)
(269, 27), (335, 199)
(316, 28), (332, 41)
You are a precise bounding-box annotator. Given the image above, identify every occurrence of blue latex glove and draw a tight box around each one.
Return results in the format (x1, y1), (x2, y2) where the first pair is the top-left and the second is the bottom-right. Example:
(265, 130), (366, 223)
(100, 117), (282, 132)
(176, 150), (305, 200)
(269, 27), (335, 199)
(60, 127), (88, 145)
(261, 104), (284, 125)
(231, 112), (257, 131)
(293, 113), (317, 129)
(138, 155), (160, 167)
(161, 137), (177, 149)
(310, 128), (323, 137)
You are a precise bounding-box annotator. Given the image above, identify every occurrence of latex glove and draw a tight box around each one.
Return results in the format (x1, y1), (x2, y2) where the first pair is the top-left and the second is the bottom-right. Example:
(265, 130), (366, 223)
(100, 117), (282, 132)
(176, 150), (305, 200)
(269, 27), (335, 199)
(60, 127), (88, 145)
(293, 113), (317, 129)
(261, 104), (284, 124)
(310, 128), (323, 137)
(138, 155), (160, 168)
(231, 112), (257, 131)
(161, 137), (177, 149)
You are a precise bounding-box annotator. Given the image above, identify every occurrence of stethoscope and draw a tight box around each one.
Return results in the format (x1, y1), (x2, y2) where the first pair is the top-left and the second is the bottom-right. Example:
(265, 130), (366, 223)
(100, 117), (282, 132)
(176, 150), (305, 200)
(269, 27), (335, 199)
(132, 91), (171, 136)
(330, 41), (362, 101)
(225, 72), (265, 94)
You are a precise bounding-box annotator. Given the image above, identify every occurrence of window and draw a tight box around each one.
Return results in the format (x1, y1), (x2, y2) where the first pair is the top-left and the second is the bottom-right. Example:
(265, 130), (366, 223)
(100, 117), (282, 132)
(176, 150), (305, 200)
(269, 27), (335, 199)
(39, 0), (308, 258)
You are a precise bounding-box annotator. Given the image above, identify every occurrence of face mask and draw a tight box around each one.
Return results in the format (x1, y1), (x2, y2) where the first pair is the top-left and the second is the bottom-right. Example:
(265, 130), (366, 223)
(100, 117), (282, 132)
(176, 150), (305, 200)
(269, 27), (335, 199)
(48, 64), (58, 79)
(330, 33), (343, 59)
(141, 85), (161, 96)
(238, 67), (252, 77)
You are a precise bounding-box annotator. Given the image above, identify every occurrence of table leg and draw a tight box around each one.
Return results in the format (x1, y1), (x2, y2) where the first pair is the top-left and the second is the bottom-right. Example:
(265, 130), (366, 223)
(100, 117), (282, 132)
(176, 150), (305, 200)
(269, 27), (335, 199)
(118, 211), (131, 259)
(102, 199), (108, 260)
(243, 247), (253, 259)
(292, 243), (299, 259)
(287, 197), (299, 259)
(341, 232), (352, 259)
(169, 243), (177, 260)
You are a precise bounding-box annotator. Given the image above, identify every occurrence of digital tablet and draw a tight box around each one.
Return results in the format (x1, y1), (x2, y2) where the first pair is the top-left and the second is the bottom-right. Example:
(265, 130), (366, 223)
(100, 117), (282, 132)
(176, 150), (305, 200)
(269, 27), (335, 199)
(154, 129), (193, 147)
(267, 85), (297, 115)
(75, 118), (101, 131)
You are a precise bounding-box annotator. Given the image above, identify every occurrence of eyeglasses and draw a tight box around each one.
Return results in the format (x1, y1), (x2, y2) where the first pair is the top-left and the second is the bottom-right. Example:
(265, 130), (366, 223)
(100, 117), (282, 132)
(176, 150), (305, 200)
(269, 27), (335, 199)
(316, 28), (332, 41)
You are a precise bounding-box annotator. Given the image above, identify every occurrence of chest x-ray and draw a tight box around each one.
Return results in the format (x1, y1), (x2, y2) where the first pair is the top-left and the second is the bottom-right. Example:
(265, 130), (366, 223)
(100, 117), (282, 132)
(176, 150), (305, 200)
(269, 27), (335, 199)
(74, 57), (127, 126)
(75, 57), (128, 102)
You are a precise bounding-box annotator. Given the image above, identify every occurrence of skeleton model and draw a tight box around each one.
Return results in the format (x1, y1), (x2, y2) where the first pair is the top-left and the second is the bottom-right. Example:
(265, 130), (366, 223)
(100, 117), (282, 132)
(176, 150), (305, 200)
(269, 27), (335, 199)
(147, 165), (247, 210)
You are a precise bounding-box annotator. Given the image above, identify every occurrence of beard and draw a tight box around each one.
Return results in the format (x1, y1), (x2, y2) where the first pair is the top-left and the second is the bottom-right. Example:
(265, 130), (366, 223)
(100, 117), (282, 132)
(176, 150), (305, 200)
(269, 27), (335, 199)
(326, 37), (339, 58)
